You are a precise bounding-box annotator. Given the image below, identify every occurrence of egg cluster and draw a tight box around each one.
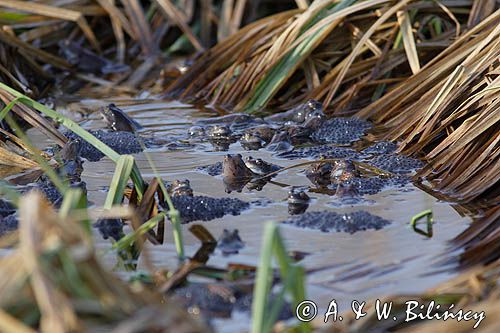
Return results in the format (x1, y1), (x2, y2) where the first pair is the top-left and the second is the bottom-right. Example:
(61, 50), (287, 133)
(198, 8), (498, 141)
(282, 210), (391, 233)
(168, 195), (250, 223)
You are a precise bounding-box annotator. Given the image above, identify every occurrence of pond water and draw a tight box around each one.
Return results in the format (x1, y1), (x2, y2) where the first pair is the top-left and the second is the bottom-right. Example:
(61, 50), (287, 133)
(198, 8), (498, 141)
(31, 98), (470, 331)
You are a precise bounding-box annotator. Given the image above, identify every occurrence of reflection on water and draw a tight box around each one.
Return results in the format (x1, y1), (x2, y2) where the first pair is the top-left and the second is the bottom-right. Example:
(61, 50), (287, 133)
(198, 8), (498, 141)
(31, 99), (470, 330)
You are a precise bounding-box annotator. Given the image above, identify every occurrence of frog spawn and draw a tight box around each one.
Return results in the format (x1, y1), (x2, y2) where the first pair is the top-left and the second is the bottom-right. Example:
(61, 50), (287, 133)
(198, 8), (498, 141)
(167, 196), (250, 223)
(170, 283), (293, 320)
(65, 130), (143, 162)
(282, 211), (391, 233)
(311, 117), (372, 144)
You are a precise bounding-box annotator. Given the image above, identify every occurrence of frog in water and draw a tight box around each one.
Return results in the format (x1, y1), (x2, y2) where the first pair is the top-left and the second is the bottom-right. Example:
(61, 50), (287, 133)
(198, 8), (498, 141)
(59, 139), (84, 182)
(99, 103), (143, 133)
(222, 154), (255, 183)
(287, 187), (311, 205)
(222, 154), (279, 193)
(265, 99), (323, 124)
(217, 229), (245, 255)
(287, 187), (310, 215)
(240, 132), (267, 150)
(330, 160), (359, 185)
(305, 160), (334, 187)
(334, 182), (361, 204)
(206, 124), (237, 151)
(60, 138), (82, 161)
(265, 131), (293, 153)
(240, 125), (278, 150)
(168, 179), (193, 197)
(243, 156), (281, 176)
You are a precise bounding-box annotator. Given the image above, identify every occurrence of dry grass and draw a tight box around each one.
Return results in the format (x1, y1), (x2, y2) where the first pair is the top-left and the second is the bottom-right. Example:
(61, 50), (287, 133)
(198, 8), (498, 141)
(355, 10), (500, 207)
(0, 191), (210, 333)
(0, 0), (300, 96)
(166, 0), (498, 207)
(165, 0), (490, 112)
(0, 1), (499, 331)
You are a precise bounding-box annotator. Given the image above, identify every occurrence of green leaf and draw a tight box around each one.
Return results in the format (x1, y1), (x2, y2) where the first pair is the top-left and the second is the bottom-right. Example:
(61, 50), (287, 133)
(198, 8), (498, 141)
(104, 155), (135, 209)
(243, 0), (357, 113)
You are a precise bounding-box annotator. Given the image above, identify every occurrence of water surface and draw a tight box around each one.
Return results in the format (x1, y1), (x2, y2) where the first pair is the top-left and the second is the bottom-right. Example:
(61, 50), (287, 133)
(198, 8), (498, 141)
(33, 99), (470, 330)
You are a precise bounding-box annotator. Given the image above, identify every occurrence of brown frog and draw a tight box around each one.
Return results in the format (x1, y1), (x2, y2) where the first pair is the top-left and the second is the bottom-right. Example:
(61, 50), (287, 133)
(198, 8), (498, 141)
(244, 125), (277, 144)
(305, 161), (333, 186)
(334, 182), (362, 205)
(99, 103), (142, 133)
(330, 160), (359, 185)
(169, 179), (193, 197)
(243, 156), (281, 176)
(284, 124), (313, 144)
(240, 125), (278, 150)
(287, 187), (310, 215)
(222, 154), (254, 182)
(60, 138), (82, 161)
(287, 187), (310, 205)
(240, 132), (266, 150)
(264, 99), (323, 124)
(217, 229), (245, 255)
(206, 124), (233, 139)
(265, 131), (293, 153)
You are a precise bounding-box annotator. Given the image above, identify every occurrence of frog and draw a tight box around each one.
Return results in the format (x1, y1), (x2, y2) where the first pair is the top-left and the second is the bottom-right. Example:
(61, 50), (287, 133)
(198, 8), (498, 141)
(287, 187), (311, 205)
(330, 159), (359, 185)
(334, 182), (361, 204)
(206, 124), (233, 139)
(217, 229), (245, 255)
(60, 138), (82, 161)
(222, 154), (254, 183)
(284, 124), (313, 144)
(243, 156), (281, 176)
(265, 131), (293, 153)
(58, 139), (84, 182)
(168, 179), (194, 197)
(58, 40), (129, 75)
(305, 161), (333, 187)
(99, 103), (143, 133)
(264, 99), (323, 124)
(243, 124), (277, 144)
(240, 132), (267, 150)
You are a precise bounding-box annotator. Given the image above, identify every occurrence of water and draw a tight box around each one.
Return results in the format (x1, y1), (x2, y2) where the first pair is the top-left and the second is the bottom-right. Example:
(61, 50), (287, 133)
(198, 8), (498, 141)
(30, 99), (471, 331)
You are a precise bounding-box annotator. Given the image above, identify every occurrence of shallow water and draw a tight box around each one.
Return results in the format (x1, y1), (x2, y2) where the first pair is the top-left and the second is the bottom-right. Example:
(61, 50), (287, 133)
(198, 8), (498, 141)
(31, 99), (470, 331)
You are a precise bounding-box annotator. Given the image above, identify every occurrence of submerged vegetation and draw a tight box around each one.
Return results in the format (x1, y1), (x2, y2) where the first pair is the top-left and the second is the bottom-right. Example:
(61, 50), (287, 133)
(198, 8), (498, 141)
(0, 0), (498, 332)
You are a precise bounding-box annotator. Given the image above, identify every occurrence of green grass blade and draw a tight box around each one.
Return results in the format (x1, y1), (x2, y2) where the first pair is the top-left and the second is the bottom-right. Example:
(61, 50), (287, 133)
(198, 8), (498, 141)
(58, 188), (91, 235)
(104, 155), (135, 209)
(243, 0), (357, 113)
(112, 213), (166, 252)
(4, 114), (67, 192)
(0, 181), (21, 206)
(0, 82), (145, 195)
(137, 134), (185, 260)
(272, 228), (310, 332)
(251, 221), (276, 333)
